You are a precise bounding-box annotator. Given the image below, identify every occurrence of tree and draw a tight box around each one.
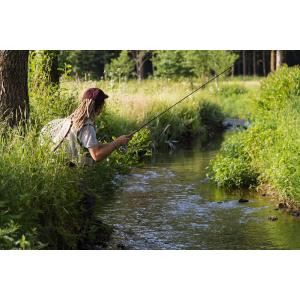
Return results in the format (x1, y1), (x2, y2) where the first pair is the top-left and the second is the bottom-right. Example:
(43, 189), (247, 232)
(47, 51), (60, 84)
(276, 50), (284, 69)
(29, 50), (60, 90)
(131, 50), (151, 80)
(104, 50), (135, 79)
(253, 50), (256, 76)
(0, 50), (29, 126)
(152, 50), (193, 78)
(59, 50), (120, 79)
(262, 50), (266, 76)
(270, 50), (276, 72)
(242, 51), (246, 77)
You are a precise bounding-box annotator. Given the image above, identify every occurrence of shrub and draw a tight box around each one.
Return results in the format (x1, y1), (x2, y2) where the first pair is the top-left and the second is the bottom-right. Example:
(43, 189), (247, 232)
(104, 50), (135, 80)
(210, 131), (258, 188)
(258, 64), (300, 111)
(210, 65), (300, 204)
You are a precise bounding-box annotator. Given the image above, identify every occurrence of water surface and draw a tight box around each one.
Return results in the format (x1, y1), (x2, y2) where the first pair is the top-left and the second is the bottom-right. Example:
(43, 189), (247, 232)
(97, 136), (300, 249)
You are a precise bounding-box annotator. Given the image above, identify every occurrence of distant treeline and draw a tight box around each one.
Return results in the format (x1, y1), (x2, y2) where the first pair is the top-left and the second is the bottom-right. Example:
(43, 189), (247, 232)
(55, 50), (300, 80)
(233, 50), (300, 76)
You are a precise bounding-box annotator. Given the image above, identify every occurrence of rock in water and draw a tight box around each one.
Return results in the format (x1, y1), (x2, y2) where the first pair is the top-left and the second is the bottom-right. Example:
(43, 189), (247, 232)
(238, 199), (249, 203)
(268, 216), (278, 221)
(277, 202), (287, 209)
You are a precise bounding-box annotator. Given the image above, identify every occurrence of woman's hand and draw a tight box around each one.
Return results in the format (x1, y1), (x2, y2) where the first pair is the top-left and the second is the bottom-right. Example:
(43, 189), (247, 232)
(89, 133), (135, 162)
(115, 134), (133, 147)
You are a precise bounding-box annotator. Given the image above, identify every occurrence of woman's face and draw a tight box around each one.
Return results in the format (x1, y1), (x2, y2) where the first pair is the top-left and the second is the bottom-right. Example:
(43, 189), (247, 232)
(95, 102), (105, 116)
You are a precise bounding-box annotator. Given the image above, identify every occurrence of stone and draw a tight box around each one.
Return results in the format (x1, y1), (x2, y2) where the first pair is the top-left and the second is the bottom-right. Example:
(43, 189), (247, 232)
(277, 202), (287, 209)
(268, 216), (278, 221)
(117, 243), (127, 250)
(238, 198), (249, 203)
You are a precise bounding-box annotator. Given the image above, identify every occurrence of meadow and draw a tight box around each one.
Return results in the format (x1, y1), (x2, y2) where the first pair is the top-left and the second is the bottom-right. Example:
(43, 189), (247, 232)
(0, 75), (259, 249)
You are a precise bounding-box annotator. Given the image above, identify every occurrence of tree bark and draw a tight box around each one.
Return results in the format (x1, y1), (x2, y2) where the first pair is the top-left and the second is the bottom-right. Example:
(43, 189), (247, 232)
(242, 50), (246, 77)
(47, 50), (60, 85)
(131, 50), (149, 80)
(262, 50), (266, 76)
(270, 50), (276, 72)
(253, 50), (256, 76)
(276, 50), (284, 69)
(0, 50), (29, 126)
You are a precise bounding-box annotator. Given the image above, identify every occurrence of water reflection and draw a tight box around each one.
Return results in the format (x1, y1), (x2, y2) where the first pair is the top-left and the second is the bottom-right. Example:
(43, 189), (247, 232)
(96, 136), (300, 250)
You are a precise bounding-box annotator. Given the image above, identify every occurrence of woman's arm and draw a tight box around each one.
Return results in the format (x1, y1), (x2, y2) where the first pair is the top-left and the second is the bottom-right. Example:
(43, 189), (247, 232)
(88, 134), (132, 162)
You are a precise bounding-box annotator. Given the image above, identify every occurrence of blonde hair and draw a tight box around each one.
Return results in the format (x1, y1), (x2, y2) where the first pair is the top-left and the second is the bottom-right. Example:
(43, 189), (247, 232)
(69, 88), (107, 130)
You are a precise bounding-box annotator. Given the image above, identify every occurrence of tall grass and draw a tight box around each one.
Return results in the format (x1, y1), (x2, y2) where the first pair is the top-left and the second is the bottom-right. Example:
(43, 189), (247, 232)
(0, 70), (257, 248)
(210, 65), (300, 205)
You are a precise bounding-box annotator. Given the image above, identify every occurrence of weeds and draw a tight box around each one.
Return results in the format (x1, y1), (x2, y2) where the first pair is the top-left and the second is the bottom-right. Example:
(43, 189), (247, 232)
(210, 65), (300, 205)
(1, 63), (255, 248)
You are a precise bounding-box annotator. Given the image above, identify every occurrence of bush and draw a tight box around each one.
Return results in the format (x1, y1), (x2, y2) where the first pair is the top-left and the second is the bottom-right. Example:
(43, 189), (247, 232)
(210, 131), (258, 188)
(258, 65), (300, 111)
(104, 50), (135, 80)
(210, 65), (300, 204)
(152, 51), (193, 79)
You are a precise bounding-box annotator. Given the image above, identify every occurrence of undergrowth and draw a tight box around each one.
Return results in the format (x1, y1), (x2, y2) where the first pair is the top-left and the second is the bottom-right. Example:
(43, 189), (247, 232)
(210, 65), (300, 205)
(1, 56), (256, 248)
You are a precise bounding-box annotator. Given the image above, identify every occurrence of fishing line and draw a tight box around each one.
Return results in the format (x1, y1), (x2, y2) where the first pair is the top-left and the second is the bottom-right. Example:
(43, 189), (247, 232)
(129, 65), (233, 137)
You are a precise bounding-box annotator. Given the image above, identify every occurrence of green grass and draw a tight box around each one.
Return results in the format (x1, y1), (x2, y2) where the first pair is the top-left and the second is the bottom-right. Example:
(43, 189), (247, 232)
(210, 65), (300, 205)
(0, 75), (258, 249)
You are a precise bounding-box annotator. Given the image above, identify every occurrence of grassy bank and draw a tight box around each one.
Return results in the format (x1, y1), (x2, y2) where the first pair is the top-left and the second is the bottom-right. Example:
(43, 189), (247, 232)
(0, 77), (257, 249)
(210, 66), (300, 206)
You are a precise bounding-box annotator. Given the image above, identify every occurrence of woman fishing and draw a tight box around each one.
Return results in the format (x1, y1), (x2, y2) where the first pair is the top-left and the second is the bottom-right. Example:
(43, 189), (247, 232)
(42, 66), (230, 166)
(42, 87), (132, 166)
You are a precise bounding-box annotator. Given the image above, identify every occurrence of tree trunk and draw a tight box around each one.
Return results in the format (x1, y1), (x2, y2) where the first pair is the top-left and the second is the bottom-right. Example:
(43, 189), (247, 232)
(270, 50), (276, 72)
(276, 50), (283, 69)
(242, 50), (246, 77)
(0, 50), (29, 126)
(262, 50), (266, 76)
(253, 50), (256, 76)
(131, 50), (149, 80)
(47, 50), (60, 85)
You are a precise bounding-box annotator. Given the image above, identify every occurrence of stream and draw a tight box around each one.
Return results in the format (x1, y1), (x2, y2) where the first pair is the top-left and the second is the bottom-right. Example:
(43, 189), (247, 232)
(96, 133), (300, 250)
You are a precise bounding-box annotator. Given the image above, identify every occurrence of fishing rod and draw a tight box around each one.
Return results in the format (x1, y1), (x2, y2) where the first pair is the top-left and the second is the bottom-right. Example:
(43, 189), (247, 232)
(128, 65), (233, 138)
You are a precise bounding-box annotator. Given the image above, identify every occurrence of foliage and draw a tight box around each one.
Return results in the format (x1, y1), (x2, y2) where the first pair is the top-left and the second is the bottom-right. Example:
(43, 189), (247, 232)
(152, 51), (193, 78)
(0, 221), (44, 250)
(104, 50), (136, 80)
(152, 50), (238, 79)
(258, 64), (300, 111)
(28, 53), (78, 129)
(210, 65), (300, 204)
(210, 131), (258, 189)
(3, 69), (256, 248)
(29, 50), (59, 90)
(59, 50), (120, 79)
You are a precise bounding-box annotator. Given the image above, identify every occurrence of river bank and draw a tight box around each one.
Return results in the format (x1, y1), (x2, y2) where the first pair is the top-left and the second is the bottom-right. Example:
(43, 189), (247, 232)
(95, 132), (300, 250)
(0, 78), (259, 249)
(210, 66), (300, 211)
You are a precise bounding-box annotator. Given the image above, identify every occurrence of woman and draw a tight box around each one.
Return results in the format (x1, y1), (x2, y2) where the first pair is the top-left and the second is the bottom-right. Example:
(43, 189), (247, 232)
(43, 87), (132, 165)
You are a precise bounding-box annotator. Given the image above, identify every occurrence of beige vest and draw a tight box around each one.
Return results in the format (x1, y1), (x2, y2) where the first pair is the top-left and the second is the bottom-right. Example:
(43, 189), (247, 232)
(40, 118), (95, 166)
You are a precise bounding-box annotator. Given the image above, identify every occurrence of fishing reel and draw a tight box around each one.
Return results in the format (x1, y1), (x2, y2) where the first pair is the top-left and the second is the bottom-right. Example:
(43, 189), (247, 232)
(118, 145), (128, 154)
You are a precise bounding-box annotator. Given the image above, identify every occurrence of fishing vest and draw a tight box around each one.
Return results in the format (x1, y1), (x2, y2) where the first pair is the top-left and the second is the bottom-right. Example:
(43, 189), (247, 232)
(40, 118), (95, 166)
